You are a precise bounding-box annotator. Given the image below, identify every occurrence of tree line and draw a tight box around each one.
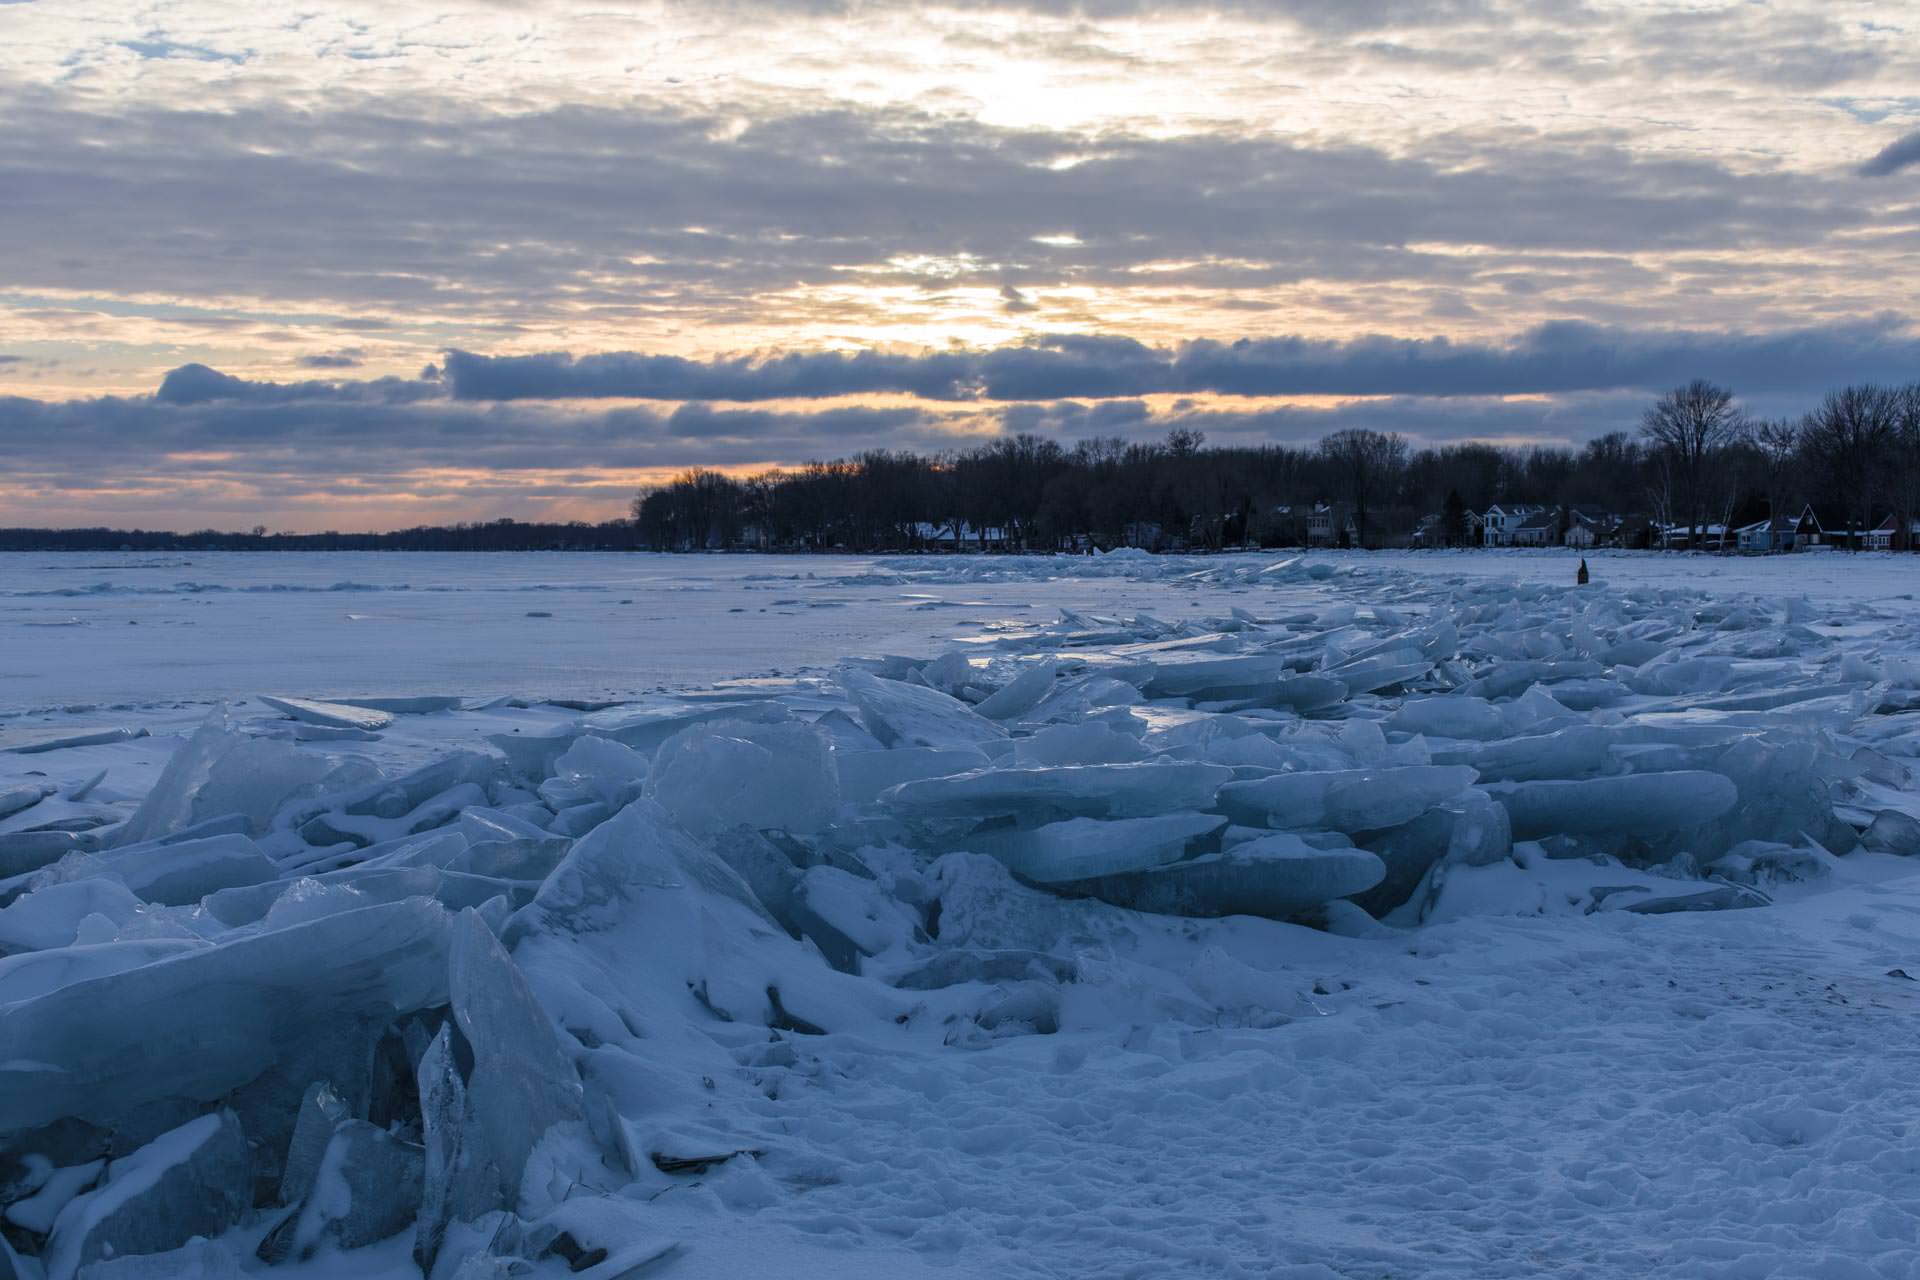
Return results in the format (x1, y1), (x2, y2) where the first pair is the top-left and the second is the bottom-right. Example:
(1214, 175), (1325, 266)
(632, 379), (1920, 551)
(0, 519), (649, 553)
(8, 378), (1917, 554)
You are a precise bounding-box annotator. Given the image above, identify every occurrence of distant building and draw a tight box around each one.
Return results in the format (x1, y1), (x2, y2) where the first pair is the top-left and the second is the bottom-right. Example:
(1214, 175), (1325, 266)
(1734, 514), (1797, 554)
(1563, 507), (1618, 550)
(1411, 508), (1481, 547)
(1481, 503), (1547, 547)
(1306, 503), (1358, 547)
(1508, 508), (1560, 547)
(1866, 514), (1920, 552)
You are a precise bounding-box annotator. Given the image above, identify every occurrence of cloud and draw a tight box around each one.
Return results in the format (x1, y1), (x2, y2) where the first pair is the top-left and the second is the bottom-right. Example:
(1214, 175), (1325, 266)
(0, 95), (1876, 342)
(443, 318), (1920, 403)
(297, 352), (364, 369)
(1861, 130), (1920, 177)
(155, 362), (439, 406)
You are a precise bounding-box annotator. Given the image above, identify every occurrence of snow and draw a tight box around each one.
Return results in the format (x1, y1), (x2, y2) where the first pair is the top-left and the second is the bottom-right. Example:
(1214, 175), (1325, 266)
(5, 547), (1920, 1277)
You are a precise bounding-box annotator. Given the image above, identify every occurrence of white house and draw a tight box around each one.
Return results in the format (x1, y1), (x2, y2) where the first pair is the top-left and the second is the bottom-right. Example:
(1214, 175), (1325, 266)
(1306, 503), (1358, 546)
(1481, 504), (1547, 547)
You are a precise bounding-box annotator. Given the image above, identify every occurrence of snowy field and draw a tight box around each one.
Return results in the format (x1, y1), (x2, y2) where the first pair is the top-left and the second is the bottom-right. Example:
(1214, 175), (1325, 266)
(5, 548), (1920, 1279)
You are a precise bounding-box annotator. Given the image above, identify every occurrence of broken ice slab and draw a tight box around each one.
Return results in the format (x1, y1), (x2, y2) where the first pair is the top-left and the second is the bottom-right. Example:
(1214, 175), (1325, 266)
(536, 735), (650, 812)
(1610, 883), (1771, 914)
(0, 939), (210, 1008)
(255, 695), (395, 731)
(841, 670), (1009, 751)
(1457, 659), (1606, 701)
(0, 897), (453, 1135)
(579, 699), (790, 754)
(0, 785), (51, 822)
(1428, 725), (1613, 783)
(43, 1111), (251, 1280)
(882, 761), (1234, 823)
(261, 1118), (424, 1261)
(339, 695), (465, 714)
(972, 660), (1062, 720)
(1385, 696), (1508, 741)
(1133, 653), (1301, 699)
(0, 877), (143, 952)
(112, 714), (338, 847)
(1218, 765), (1479, 833)
(1862, 809), (1920, 855)
(276, 1081), (349, 1207)
(1486, 770), (1739, 841)
(788, 864), (920, 971)
(1008, 721), (1149, 767)
(962, 813), (1227, 884)
(834, 746), (990, 806)
(99, 832), (280, 906)
(447, 911), (586, 1211)
(3, 728), (150, 756)
(487, 726), (580, 784)
(1353, 792), (1512, 916)
(0, 830), (93, 880)
(648, 720), (840, 835)
(1321, 647), (1434, 694)
(1069, 832), (1385, 920)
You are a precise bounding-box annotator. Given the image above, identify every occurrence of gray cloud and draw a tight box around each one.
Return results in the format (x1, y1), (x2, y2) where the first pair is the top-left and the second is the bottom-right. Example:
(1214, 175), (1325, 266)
(444, 318), (1920, 403)
(1861, 130), (1920, 177)
(296, 352), (364, 369)
(155, 363), (440, 406)
(0, 94), (1874, 332)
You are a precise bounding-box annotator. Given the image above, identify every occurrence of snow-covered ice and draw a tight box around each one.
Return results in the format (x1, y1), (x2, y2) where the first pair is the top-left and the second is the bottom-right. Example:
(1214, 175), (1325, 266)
(5, 547), (1920, 1278)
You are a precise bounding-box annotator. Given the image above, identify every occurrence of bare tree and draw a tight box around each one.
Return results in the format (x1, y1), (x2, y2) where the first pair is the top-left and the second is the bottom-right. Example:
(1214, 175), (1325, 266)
(1318, 429), (1408, 548)
(1749, 417), (1800, 531)
(1639, 380), (1746, 549)
(1801, 384), (1898, 549)
(1894, 383), (1920, 551)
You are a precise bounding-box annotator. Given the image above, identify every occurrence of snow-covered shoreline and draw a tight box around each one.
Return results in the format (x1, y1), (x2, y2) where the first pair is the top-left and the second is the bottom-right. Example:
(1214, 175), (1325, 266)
(4, 550), (1920, 1278)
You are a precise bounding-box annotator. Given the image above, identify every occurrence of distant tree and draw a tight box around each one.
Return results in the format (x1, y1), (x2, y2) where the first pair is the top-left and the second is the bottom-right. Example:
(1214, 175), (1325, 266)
(1750, 417), (1801, 529)
(1318, 428), (1408, 548)
(1165, 426), (1205, 457)
(1639, 380), (1746, 548)
(1801, 384), (1899, 549)
(1893, 383), (1920, 551)
(1441, 488), (1468, 547)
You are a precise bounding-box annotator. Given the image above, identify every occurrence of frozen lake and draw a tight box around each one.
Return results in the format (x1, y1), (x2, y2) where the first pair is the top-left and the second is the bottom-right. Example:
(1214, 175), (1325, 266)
(6, 546), (1920, 1278)
(5, 547), (1917, 717)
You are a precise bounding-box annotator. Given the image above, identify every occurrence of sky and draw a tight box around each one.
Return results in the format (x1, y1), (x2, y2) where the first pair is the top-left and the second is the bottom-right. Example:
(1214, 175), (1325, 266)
(2, 0), (1918, 531)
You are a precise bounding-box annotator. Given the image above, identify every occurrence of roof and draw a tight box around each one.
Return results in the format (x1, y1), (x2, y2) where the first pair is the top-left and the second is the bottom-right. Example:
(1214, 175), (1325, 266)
(1513, 511), (1558, 531)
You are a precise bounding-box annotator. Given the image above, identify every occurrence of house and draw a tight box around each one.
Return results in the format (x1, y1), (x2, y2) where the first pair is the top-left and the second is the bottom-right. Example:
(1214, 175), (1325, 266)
(1481, 503), (1547, 547)
(911, 520), (1011, 550)
(1793, 505), (1832, 549)
(1508, 509), (1560, 547)
(1865, 514), (1920, 552)
(1659, 522), (1728, 551)
(1411, 508), (1482, 547)
(1306, 503), (1358, 547)
(1734, 514), (1796, 554)
(1563, 507), (1616, 550)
